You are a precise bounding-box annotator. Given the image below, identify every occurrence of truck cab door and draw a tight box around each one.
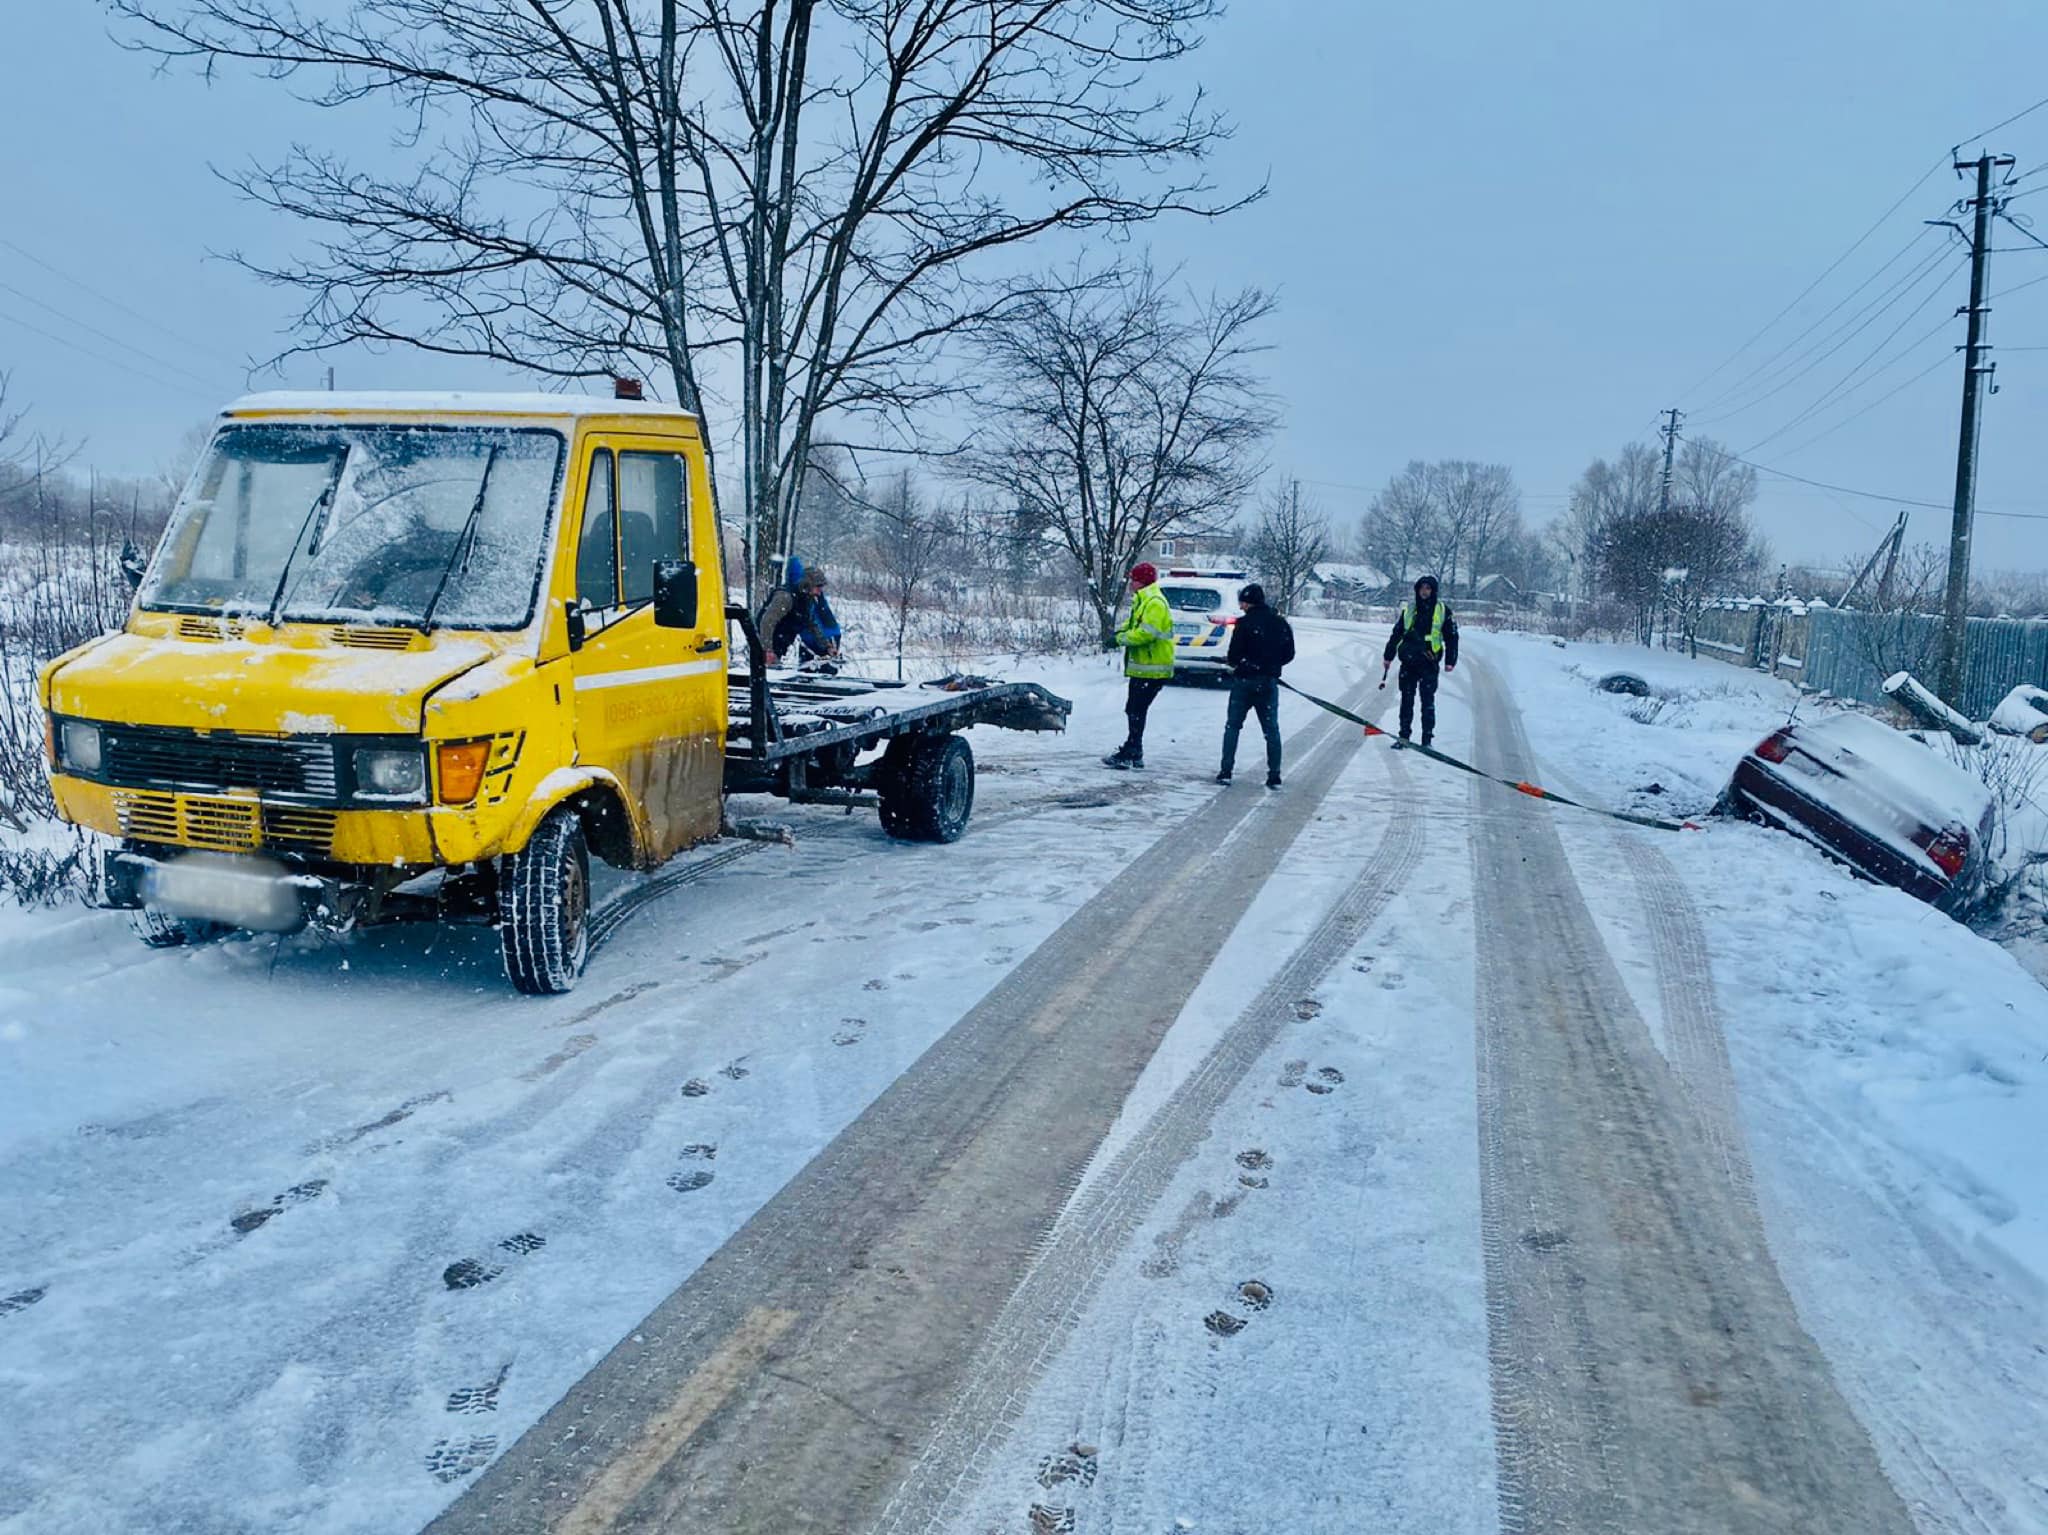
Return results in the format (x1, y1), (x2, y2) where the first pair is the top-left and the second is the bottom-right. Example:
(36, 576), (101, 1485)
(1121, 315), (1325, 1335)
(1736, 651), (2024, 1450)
(566, 439), (725, 864)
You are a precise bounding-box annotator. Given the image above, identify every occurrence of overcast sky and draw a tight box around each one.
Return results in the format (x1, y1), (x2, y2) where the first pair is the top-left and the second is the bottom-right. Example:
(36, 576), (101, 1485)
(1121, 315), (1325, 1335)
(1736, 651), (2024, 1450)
(5, 1), (2048, 572)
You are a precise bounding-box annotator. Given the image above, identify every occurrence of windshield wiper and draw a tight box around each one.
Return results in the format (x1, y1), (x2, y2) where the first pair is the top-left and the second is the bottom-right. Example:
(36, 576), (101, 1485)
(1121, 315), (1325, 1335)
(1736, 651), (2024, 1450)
(265, 472), (342, 626)
(418, 445), (500, 631)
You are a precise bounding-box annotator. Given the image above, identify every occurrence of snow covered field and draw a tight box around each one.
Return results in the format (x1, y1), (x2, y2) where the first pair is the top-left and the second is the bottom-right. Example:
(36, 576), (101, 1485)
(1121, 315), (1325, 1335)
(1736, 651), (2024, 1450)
(2, 618), (2044, 1534)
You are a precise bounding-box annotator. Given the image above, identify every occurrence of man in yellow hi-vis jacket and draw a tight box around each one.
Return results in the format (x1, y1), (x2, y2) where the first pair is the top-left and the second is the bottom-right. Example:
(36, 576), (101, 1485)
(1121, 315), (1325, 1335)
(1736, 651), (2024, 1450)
(1103, 561), (1176, 769)
(1380, 573), (1459, 746)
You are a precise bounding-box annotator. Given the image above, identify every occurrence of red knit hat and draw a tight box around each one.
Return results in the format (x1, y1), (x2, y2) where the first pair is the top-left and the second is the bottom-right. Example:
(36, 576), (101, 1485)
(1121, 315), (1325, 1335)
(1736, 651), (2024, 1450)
(1129, 561), (1158, 586)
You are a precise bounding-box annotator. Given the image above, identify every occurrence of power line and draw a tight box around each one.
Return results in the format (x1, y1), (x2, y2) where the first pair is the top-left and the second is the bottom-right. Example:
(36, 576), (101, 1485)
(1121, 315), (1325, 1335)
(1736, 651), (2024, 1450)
(1690, 225), (1944, 416)
(1952, 94), (2048, 153)
(0, 277), (230, 393)
(0, 238), (246, 369)
(1739, 259), (1966, 455)
(1673, 158), (1948, 405)
(1693, 241), (1961, 425)
(1769, 349), (1954, 459)
(0, 304), (214, 400)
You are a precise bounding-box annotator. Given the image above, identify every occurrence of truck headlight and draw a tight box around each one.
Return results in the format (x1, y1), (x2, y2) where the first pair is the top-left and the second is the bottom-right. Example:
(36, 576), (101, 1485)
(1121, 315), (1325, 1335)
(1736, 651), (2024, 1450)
(60, 720), (103, 774)
(354, 746), (426, 801)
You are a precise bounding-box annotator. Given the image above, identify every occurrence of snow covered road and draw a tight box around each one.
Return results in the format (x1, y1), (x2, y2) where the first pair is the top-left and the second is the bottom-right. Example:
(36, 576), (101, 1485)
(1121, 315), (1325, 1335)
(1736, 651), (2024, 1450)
(4, 620), (2044, 1535)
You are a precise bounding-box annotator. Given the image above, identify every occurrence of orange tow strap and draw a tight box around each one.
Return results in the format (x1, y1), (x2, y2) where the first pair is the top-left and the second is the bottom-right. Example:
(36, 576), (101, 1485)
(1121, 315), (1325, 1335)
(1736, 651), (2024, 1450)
(1277, 680), (1700, 834)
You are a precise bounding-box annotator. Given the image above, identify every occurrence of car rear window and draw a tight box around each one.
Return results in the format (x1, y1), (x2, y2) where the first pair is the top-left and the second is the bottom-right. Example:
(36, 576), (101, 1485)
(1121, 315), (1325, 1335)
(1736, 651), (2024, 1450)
(1162, 585), (1227, 614)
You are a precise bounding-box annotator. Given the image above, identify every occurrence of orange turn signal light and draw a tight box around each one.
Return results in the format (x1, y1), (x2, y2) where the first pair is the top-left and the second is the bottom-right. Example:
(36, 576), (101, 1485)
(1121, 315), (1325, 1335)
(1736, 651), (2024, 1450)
(436, 739), (492, 805)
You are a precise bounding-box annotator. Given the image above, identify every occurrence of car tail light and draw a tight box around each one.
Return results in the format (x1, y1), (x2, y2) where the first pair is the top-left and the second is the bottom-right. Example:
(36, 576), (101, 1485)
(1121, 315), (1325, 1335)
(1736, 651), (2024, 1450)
(1220, 615), (1238, 626)
(1925, 828), (1970, 880)
(1754, 730), (1792, 764)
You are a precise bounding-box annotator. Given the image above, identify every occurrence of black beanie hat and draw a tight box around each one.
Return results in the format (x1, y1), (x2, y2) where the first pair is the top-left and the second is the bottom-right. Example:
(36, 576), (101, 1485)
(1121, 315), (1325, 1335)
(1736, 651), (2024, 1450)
(1239, 583), (1266, 606)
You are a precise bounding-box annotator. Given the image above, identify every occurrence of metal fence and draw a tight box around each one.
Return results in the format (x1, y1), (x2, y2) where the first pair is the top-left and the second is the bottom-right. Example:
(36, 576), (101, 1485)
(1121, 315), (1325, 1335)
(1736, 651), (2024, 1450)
(1691, 602), (2048, 717)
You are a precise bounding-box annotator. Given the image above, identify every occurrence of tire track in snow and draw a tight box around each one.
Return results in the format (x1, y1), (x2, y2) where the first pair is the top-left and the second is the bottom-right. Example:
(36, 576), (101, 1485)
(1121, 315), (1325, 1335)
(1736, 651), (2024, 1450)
(429, 665), (1386, 1535)
(1465, 656), (1914, 1535)
(872, 750), (1425, 1535)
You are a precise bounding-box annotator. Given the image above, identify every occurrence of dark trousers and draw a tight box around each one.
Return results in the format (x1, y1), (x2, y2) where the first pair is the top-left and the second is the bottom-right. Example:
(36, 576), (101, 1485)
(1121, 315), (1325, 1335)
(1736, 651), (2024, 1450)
(1221, 677), (1282, 775)
(1398, 658), (1440, 739)
(1121, 677), (1166, 753)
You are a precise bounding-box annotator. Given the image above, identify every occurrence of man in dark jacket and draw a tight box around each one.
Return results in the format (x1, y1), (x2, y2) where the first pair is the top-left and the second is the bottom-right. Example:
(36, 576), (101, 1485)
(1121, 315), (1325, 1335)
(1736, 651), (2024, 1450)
(1216, 583), (1295, 788)
(1381, 574), (1458, 746)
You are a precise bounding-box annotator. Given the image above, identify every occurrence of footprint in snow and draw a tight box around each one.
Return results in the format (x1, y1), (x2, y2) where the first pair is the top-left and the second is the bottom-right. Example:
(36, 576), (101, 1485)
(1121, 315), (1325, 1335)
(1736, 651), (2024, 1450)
(1293, 997), (1324, 1020)
(0, 1286), (46, 1318)
(1035, 1445), (1099, 1490)
(443, 1232), (546, 1291)
(230, 1178), (329, 1236)
(445, 1364), (509, 1415)
(1028, 1505), (1077, 1534)
(863, 979), (887, 992)
(424, 1435), (497, 1483)
(1305, 1066), (1345, 1096)
(719, 1060), (750, 1081)
(1235, 1148), (1273, 1171)
(832, 1018), (867, 1047)
(1378, 971), (1407, 991)
(680, 1079), (712, 1098)
(1203, 1310), (1248, 1337)
(1277, 1060), (1308, 1089)
(679, 1143), (717, 1161)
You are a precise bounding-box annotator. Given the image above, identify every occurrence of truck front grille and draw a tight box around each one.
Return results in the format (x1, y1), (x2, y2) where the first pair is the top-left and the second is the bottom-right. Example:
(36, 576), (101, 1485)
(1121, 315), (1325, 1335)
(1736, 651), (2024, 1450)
(112, 791), (339, 858)
(115, 791), (261, 852)
(101, 726), (340, 799)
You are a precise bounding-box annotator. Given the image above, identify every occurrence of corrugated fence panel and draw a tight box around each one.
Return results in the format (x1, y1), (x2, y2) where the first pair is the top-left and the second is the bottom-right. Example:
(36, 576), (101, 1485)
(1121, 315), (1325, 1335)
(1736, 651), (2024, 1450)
(1693, 606), (1759, 664)
(1752, 608), (2047, 716)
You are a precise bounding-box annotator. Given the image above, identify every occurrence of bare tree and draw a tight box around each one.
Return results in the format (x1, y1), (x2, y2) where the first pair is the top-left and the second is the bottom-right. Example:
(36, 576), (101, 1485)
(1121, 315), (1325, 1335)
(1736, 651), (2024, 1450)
(1357, 459), (1520, 596)
(115, 0), (1256, 601)
(1357, 461), (1436, 591)
(1248, 478), (1329, 612)
(862, 470), (949, 679)
(1423, 460), (1519, 594)
(963, 264), (1275, 647)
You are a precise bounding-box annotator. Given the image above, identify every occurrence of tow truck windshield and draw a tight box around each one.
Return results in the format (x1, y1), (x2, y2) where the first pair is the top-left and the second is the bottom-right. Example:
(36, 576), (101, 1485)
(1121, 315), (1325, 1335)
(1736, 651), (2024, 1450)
(140, 422), (565, 629)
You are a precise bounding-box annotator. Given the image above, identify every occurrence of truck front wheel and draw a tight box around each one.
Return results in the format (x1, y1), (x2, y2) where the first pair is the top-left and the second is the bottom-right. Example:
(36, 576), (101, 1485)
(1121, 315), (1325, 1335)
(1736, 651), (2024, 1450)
(129, 908), (229, 949)
(499, 806), (591, 994)
(877, 733), (975, 843)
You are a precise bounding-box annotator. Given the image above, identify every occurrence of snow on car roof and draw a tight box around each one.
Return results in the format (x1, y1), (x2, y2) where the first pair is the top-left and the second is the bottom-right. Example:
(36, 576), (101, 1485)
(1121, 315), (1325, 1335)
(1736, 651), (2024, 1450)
(1796, 710), (1993, 833)
(225, 390), (697, 421)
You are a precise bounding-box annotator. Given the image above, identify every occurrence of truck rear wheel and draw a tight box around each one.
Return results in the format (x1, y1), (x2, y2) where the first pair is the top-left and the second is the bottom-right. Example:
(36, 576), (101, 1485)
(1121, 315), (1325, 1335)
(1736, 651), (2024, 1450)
(877, 733), (975, 844)
(499, 806), (591, 994)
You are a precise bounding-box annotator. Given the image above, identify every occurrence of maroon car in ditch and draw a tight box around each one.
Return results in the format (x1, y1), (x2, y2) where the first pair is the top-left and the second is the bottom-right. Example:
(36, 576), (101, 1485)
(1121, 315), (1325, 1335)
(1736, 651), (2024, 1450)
(1723, 710), (1995, 912)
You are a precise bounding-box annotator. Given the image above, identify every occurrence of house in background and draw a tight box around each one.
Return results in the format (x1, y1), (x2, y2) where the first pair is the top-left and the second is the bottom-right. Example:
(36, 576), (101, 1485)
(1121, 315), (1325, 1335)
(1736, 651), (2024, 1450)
(1471, 572), (1523, 608)
(1143, 528), (1247, 571)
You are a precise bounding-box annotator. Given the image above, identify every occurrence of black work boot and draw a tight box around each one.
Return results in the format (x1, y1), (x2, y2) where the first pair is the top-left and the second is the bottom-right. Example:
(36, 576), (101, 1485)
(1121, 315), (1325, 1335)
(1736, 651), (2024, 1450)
(1102, 748), (1133, 770)
(1215, 769), (1233, 784)
(1265, 771), (1282, 789)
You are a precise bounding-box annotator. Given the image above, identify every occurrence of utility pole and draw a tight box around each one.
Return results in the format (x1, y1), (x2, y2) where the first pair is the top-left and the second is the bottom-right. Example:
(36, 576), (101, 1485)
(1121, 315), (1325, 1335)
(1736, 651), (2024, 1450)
(1939, 152), (2013, 703)
(323, 365), (336, 391)
(1657, 407), (1683, 515)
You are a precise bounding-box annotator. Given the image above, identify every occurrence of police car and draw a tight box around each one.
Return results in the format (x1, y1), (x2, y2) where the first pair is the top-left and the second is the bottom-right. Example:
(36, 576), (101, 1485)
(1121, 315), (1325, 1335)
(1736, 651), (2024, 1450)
(1158, 568), (1248, 679)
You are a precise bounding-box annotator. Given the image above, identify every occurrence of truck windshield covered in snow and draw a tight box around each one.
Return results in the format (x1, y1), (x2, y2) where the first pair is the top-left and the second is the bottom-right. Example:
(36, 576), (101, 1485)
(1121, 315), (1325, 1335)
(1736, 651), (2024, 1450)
(140, 422), (565, 629)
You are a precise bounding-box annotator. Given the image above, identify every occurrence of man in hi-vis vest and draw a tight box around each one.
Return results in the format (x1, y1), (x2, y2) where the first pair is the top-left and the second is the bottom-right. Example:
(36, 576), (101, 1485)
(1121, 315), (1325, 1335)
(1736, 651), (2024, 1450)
(1380, 573), (1459, 746)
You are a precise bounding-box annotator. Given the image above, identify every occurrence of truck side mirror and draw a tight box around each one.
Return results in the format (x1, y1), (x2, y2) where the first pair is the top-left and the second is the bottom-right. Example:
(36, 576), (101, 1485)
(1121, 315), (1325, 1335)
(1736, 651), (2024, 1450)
(565, 601), (587, 651)
(652, 559), (699, 629)
(119, 539), (147, 592)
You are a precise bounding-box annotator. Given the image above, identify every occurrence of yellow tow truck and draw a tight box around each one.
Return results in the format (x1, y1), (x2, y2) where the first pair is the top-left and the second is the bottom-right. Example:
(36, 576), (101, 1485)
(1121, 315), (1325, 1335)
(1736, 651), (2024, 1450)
(40, 389), (1068, 991)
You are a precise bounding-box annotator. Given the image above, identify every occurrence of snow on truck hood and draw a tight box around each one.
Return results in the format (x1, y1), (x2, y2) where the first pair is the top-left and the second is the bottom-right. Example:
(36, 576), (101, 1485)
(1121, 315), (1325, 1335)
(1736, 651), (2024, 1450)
(45, 629), (499, 736)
